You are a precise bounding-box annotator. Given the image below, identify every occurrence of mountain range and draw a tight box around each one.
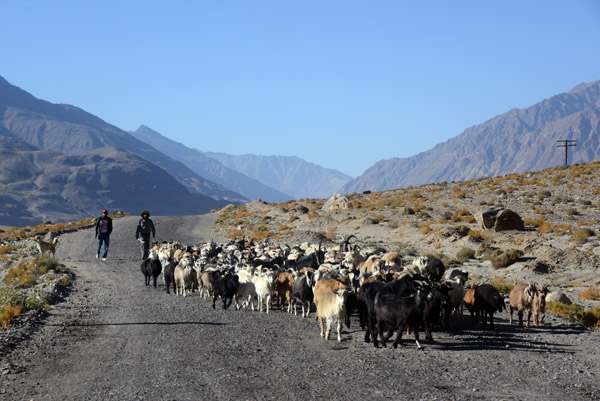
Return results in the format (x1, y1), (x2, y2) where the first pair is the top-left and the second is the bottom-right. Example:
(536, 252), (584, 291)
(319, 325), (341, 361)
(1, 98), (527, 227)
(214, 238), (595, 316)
(1, 74), (599, 226)
(341, 80), (600, 193)
(204, 152), (353, 200)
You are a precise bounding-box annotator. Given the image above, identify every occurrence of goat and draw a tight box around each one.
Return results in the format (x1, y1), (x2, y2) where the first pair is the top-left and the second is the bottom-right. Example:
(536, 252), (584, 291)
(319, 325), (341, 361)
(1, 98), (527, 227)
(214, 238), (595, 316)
(140, 257), (162, 288)
(463, 284), (480, 325)
(532, 285), (549, 326)
(316, 289), (349, 342)
(475, 284), (505, 330)
(254, 270), (276, 313)
(509, 283), (537, 327)
(292, 270), (314, 317)
(374, 287), (433, 349)
(424, 258), (445, 282)
(314, 278), (351, 326)
(199, 269), (222, 300)
(212, 273), (240, 309)
(443, 279), (465, 328)
(174, 258), (197, 297)
(422, 283), (450, 341)
(360, 274), (428, 345)
(163, 258), (176, 294)
(273, 271), (295, 313)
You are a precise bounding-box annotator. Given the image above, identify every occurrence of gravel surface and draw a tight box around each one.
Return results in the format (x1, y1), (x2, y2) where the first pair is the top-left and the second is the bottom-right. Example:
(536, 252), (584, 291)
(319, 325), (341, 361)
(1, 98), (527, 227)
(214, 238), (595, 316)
(1, 215), (600, 400)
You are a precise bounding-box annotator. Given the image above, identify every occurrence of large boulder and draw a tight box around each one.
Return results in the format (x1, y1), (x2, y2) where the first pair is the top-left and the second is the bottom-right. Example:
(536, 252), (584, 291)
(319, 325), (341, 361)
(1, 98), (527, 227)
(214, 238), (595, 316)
(322, 194), (352, 213)
(494, 209), (525, 231)
(475, 208), (524, 231)
(547, 291), (573, 305)
(475, 209), (500, 230)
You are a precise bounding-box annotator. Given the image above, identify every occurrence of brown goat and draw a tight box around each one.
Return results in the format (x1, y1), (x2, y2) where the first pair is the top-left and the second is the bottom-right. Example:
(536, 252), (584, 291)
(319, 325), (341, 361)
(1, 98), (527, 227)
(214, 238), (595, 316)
(273, 271), (295, 313)
(532, 286), (549, 326)
(509, 283), (536, 327)
(463, 284), (480, 325)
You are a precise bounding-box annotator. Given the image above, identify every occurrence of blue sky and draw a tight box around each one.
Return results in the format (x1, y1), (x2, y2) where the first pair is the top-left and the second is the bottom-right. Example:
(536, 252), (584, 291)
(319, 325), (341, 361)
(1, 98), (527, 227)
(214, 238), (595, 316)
(2, 1), (600, 177)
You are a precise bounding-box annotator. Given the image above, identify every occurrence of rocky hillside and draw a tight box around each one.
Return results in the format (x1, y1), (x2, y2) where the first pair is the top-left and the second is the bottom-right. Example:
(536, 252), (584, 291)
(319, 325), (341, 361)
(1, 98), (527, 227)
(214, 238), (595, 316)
(0, 76), (245, 203)
(205, 152), (353, 199)
(130, 125), (292, 203)
(0, 134), (225, 226)
(213, 161), (600, 293)
(341, 80), (600, 193)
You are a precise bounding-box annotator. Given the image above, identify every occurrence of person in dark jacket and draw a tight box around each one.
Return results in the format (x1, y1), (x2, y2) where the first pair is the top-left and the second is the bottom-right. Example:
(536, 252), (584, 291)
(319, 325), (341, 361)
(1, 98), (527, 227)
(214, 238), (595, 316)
(135, 210), (155, 260)
(95, 209), (113, 261)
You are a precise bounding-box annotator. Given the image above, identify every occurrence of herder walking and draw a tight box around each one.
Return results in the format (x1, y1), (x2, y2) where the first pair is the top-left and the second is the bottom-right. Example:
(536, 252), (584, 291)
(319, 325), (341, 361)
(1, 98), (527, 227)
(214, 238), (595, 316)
(95, 209), (113, 261)
(136, 210), (155, 260)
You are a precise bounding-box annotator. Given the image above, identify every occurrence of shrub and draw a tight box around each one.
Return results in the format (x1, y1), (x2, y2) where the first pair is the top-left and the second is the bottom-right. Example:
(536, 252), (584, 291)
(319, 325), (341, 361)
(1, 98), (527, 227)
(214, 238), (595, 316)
(2, 255), (60, 288)
(491, 249), (524, 268)
(546, 302), (600, 329)
(492, 283), (514, 294)
(579, 288), (600, 301)
(573, 228), (595, 245)
(0, 287), (49, 327)
(456, 247), (475, 262)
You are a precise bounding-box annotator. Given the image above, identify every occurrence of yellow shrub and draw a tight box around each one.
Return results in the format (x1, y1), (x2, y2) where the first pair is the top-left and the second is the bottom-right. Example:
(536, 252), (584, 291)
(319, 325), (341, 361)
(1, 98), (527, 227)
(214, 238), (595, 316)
(579, 288), (600, 301)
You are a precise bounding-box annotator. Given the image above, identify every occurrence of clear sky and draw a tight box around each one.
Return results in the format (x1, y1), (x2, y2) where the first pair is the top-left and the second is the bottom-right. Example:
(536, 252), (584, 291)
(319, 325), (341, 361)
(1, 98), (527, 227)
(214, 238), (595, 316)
(2, 1), (600, 177)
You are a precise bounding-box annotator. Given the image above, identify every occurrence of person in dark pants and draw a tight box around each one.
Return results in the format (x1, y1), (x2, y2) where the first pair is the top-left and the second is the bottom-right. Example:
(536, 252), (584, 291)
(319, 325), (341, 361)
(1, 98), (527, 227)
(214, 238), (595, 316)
(135, 210), (155, 260)
(95, 209), (113, 261)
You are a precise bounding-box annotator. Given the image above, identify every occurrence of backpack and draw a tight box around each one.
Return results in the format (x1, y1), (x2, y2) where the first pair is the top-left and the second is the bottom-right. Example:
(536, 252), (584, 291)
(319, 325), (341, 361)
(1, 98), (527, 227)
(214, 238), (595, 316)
(138, 218), (153, 235)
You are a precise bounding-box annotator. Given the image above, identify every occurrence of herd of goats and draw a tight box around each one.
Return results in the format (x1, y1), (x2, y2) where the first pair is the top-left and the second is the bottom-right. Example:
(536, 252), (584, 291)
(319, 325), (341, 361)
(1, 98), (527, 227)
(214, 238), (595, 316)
(140, 235), (549, 349)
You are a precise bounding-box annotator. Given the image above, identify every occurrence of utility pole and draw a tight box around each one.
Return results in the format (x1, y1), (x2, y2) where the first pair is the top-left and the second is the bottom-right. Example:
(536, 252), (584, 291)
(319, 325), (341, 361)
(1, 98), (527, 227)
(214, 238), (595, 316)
(557, 139), (576, 166)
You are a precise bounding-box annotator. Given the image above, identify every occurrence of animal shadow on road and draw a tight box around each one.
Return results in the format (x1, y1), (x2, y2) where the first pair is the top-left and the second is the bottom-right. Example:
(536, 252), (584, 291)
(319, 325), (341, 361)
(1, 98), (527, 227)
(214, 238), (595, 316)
(54, 321), (227, 328)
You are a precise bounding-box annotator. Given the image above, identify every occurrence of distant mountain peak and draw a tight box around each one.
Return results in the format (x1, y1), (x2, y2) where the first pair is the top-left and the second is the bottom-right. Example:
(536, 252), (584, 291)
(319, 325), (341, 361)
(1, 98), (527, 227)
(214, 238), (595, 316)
(341, 79), (600, 194)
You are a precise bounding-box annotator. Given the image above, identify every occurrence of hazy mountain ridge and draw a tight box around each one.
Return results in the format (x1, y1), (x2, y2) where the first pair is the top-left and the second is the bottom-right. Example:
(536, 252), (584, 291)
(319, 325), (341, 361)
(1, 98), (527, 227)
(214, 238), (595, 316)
(341, 80), (600, 193)
(130, 126), (292, 203)
(0, 134), (226, 226)
(204, 152), (353, 199)
(0, 76), (246, 203)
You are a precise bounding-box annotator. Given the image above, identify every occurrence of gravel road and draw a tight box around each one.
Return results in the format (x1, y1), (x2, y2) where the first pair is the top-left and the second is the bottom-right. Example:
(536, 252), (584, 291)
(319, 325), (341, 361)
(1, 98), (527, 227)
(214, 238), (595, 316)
(1, 215), (599, 400)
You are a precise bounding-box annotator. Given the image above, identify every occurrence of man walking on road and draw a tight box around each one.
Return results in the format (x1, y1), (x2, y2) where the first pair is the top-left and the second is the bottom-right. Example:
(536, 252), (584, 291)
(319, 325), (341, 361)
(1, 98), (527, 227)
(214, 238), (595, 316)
(95, 209), (113, 261)
(136, 210), (155, 260)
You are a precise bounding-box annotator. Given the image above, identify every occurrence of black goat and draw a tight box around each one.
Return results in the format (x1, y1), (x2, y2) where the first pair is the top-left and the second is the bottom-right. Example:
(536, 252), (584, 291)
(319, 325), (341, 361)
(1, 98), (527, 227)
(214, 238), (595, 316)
(251, 256), (284, 270)
(212, 273), (239, 310)
(141, 258), (162, 288)
(163, 258), (176, 294)
(475, 284), (506, 330)
(421, 283), (450, 341)
(374, 288), (433, 349)
(291, 270), (314, 317)
(424, 258), (445, 282)
(360, 274), (428, 345)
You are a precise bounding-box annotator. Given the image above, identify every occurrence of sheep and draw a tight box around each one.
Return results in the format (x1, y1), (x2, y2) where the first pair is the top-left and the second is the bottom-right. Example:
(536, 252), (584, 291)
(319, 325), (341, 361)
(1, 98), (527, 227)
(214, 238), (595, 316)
(509, 283), (537, 327)
(315, 289), (349, 342)
(140, 257), (162, 288)
(532, 285), (549, 326)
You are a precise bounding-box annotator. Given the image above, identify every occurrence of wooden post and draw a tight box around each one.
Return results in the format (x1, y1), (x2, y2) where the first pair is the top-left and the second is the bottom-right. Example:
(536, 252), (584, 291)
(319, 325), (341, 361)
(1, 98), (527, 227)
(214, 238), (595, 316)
(556, 139), (576, 166)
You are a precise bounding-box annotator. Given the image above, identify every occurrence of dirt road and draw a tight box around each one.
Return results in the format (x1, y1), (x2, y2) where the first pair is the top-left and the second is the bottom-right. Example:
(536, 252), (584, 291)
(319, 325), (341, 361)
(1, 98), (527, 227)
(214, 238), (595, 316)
(1, 215), (599, 400)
